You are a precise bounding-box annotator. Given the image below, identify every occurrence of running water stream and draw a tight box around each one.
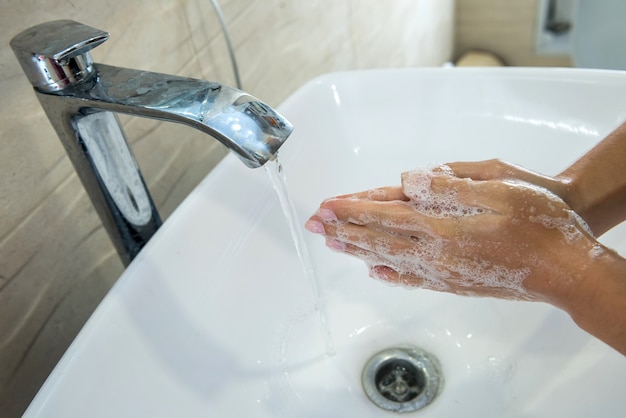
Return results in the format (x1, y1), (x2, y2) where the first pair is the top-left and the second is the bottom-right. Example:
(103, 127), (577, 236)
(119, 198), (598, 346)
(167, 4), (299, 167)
(264, 155), (335, 356)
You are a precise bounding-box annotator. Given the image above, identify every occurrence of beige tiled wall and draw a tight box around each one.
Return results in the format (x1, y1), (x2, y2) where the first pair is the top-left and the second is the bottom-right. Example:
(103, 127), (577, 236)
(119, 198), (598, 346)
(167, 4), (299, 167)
(455, 0), (572, 66)
(0, 0), (454, 415)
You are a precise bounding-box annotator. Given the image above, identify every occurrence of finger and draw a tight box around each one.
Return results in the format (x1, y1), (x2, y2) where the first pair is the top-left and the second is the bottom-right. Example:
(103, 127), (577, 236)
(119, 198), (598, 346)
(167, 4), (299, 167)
(334, 230), (532, 299)
(320, 198), (458, 236)
(367, 262), (455, 292)
(304, 217), (326, 234)
(322, 221), (429, 256)
(368, 265), (427, 288)
(446, 160), (567, 199)
(445, 159), (525, 181)
(369, 262), (533, 300)
(323, 221), (501, 279)
(403, 168), (567, 217)
(334, 186), (409, 202)
(337, 243), (434, 289)
(323, 194), (509, 238)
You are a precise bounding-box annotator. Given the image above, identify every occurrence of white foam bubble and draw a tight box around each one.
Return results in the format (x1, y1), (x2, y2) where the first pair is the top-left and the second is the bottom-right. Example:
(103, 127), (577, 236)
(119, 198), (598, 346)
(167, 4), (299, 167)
(529, 210), (592, 243)
(570, 211), (594, 237)
(366, 188), (388, 200)
(589, 244), (605, 259)
(402, 166), (485, 218)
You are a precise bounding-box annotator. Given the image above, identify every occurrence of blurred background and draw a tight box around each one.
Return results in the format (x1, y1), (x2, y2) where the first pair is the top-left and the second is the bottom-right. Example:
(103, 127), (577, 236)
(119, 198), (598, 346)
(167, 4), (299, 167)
(1, 0), (621, 416)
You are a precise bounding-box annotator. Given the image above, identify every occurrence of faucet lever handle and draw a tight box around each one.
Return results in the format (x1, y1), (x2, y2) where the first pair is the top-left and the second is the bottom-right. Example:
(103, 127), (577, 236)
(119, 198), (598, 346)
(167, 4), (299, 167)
(11, 20), (109, 92)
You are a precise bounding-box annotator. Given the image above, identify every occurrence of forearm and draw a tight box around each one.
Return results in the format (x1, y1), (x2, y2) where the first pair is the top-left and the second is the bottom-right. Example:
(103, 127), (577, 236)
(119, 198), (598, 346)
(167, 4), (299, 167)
(557, 122), (626, 236)
(562, 245), (626, 355)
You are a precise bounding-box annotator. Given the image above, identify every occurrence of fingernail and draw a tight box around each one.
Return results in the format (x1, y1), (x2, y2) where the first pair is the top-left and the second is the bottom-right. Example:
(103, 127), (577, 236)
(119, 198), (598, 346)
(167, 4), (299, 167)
(369, 265), (397, 283)
(325, 238), (346, 252)
(317, 208), (338, 222)
(304, 219), (325, 234)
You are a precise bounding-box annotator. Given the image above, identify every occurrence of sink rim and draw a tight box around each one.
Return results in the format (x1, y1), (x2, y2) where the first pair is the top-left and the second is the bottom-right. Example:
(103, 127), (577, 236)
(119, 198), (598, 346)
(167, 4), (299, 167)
(24, 67), (626, 417)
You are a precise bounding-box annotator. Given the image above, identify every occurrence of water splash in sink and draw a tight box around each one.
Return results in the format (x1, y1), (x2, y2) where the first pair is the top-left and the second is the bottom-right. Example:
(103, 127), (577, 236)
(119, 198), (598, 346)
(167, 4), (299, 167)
(264, 155), (335, 356)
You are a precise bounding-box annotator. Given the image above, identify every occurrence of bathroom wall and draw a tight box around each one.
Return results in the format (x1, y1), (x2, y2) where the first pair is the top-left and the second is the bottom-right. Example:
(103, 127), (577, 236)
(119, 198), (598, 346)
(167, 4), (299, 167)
(0, 0), (454, 415)
(455, 0), (572, 66)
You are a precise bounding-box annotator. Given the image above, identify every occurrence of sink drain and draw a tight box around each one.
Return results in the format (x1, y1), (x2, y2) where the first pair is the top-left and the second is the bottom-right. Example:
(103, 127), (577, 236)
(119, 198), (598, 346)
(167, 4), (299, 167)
(362, 345), (443, 413)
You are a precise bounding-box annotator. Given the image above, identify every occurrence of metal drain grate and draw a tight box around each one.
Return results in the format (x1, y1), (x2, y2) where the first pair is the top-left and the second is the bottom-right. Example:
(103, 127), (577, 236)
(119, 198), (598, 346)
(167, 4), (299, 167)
(362, 346), (443, 413)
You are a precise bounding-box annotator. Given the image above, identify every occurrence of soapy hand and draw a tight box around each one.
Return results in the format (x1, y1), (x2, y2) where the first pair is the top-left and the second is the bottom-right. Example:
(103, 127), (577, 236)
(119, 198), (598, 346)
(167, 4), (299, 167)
(306, 121), (626, 355)
(305, 163), (601, 306)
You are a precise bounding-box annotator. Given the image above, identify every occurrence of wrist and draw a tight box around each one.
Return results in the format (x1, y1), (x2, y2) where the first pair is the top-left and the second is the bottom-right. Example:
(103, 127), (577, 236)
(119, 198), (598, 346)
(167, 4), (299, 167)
(559, 244), (626, 354)
(553, 174), (582, 214)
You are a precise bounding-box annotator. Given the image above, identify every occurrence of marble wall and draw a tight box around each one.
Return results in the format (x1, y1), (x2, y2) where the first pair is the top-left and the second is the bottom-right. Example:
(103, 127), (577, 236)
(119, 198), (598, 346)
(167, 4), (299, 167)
(0, 0), (454, 415)
(455, 0), (571, 66)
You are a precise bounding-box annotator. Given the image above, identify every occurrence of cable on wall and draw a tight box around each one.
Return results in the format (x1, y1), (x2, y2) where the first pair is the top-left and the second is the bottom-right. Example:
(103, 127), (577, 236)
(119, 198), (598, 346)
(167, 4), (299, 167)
(209, 0), (242, 89)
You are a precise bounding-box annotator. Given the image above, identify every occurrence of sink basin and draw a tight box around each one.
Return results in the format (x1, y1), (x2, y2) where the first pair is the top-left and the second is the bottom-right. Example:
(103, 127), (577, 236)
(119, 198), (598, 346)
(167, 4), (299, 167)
(25, 68), (626, 417)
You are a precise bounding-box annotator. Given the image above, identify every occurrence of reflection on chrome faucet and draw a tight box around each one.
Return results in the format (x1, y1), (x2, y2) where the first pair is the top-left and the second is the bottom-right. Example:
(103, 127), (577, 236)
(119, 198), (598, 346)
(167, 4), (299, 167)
(11, 20), (293, 265)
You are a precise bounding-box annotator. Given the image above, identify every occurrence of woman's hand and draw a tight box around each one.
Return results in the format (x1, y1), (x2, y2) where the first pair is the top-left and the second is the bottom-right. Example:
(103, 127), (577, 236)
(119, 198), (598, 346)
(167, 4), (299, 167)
(306, 165), (605, 308)
(306, 120), (626, 355)
(306, 162), (626, 354)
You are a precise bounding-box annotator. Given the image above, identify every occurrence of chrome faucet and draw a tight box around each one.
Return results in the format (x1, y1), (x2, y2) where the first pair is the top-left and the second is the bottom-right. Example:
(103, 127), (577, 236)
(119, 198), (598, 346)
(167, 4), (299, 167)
(11, 20), (293, 266)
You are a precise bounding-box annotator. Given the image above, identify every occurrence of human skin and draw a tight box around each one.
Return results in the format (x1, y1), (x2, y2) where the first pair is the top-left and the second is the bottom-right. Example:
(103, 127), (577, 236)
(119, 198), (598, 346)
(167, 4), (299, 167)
(305, 122), (626, 355)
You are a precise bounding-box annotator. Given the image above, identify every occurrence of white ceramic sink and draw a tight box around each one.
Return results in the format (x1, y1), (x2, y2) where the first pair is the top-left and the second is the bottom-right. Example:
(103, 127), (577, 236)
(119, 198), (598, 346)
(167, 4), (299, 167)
(25, 68), (626, 417)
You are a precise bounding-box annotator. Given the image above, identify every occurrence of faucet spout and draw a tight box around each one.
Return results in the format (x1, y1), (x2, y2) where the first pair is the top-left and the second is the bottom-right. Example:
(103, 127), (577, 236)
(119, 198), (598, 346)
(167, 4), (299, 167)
(11, 20), (293, 265)
(52, 63), (293, 169)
